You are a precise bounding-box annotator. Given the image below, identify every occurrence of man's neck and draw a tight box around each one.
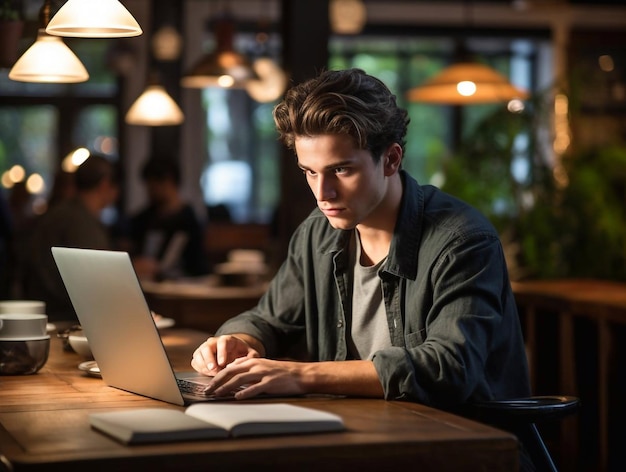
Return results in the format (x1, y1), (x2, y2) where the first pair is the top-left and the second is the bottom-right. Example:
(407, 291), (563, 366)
(355, 174), (403, 266)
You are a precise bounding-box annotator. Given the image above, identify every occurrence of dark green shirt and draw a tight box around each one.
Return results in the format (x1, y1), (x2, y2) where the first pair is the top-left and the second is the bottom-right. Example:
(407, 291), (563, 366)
(217, 171), (530, 408)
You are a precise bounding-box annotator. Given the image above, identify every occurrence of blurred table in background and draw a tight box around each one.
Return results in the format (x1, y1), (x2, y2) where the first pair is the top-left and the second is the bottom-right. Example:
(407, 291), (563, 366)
(512, 279), (626, 472)
(142, 276), (267, 334)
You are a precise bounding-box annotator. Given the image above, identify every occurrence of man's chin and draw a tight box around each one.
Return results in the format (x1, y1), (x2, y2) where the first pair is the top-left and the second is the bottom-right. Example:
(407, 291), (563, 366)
(325, 216), (356, 231)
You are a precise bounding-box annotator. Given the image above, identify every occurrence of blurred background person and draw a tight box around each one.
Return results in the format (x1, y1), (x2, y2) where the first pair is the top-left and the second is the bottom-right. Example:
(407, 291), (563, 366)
(126, 155), (208, 281)
(20, 153), (119, 323)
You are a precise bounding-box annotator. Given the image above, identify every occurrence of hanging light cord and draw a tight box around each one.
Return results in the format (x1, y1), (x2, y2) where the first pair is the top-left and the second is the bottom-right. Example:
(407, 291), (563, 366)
(39, 0), (52, 28)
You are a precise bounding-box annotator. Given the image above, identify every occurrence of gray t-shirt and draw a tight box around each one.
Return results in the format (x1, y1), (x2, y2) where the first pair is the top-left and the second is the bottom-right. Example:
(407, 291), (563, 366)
(347, 231), (392, 360)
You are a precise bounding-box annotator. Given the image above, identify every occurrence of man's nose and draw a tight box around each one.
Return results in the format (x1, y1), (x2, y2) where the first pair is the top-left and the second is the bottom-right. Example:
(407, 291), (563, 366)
(315, 175), (336, 201)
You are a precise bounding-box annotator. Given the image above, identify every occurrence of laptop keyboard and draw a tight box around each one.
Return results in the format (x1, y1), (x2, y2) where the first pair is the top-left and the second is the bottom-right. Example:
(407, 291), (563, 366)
(176, 378), (214, 397)
(176, 377), (247, 398)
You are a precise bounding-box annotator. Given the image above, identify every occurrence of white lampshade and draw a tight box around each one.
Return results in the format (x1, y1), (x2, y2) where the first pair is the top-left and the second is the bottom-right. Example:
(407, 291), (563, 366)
(46, 0), (142, 38)
(407, 62), (528, 105)
(125, 84), (184, 126)
(8, 29), (89, 83)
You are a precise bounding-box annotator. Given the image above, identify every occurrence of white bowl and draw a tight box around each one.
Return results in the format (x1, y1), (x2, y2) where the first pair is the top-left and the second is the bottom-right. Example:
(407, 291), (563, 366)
(68, 335), (93, 359)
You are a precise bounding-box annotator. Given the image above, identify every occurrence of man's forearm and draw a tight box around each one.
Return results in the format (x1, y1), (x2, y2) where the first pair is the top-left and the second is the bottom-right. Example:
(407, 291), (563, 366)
(300, 360), (384, 398)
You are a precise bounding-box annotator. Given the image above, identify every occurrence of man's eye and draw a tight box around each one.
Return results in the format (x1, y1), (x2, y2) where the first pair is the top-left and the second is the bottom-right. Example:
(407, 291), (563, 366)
(334, 167), (347, 174)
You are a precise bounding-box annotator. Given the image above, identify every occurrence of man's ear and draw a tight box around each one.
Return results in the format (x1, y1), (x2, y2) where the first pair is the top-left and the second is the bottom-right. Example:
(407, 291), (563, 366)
(383, 143), (403, 176)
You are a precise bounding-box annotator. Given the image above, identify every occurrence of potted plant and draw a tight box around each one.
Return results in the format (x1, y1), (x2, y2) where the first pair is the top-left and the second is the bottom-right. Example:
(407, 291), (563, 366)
(440, 87), (626, 282)
(0, 0), (24, 69)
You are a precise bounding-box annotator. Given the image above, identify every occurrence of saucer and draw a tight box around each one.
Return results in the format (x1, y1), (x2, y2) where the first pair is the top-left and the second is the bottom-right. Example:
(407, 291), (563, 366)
(78, 360), (101, 378)
(154, 316), (175, 330)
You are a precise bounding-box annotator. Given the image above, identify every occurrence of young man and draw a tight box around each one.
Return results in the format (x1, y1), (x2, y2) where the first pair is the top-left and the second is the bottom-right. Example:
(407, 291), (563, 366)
(191, 68), (530, 408)
(127, 156), (208, 281)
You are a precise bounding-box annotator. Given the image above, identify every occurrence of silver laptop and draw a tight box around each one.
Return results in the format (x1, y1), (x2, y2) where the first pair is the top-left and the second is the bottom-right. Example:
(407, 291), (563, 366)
(52, 246), (231, 406)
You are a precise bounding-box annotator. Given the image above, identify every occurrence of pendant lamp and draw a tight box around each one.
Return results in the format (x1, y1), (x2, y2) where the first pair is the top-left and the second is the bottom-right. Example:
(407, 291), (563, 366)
(245, 57), (287, 103)
(9, 0), (89, 83)
(408, 0), (527, 105)
(46, 0), (142, 38)
(407, 62), (528, 105)
(181, 9), (257, 89)
(244, 7), (287, 103)
(126, 75), (184, 126)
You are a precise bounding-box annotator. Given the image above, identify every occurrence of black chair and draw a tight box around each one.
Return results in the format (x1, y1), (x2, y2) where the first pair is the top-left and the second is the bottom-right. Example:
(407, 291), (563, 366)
(469, 395), (580, 472)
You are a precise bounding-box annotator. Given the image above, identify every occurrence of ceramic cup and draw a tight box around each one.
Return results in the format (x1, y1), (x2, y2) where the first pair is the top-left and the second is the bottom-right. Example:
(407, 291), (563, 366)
(0, 300), (46, 315)
(0, 314), (48, 340)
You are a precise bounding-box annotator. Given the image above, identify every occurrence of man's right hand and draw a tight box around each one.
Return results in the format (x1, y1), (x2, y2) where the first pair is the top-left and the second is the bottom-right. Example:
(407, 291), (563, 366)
(191, 334), (262, 376)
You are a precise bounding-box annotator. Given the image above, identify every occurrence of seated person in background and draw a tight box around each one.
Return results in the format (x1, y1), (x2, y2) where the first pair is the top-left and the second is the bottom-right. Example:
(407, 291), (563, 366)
(191, 69), (531, 409)
(128, 156), (208, 281)
(22, 153), (119, 322)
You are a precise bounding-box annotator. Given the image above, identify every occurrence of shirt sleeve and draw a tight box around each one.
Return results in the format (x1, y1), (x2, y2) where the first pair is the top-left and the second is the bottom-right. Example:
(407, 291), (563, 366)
(215, 223), (309, 357)
(372, 231), (528, 407)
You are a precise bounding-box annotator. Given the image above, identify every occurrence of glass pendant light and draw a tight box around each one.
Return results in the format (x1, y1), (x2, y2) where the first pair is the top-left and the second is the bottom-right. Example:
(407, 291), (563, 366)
(181, 8), (256, 89)
(46, 0), (142, 38)
(126, 76), (184, 126)
(9, 0), (89, 83)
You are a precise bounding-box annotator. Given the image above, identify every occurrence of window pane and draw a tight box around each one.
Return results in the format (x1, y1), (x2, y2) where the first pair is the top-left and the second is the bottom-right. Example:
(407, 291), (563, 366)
(0, 106), (57, 198)
(201, 88), (280, 223)
(73, 105), (119, 160)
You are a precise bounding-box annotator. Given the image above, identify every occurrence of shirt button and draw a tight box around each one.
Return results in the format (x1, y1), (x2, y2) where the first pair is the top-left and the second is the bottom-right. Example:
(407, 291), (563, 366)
(337, 320), (344, 328)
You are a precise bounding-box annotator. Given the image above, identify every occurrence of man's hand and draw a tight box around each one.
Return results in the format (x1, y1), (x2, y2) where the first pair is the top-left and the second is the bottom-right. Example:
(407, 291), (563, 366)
(191, 334), (262, 376)
(206, 357), (309, 400)
(192, 334), (385, 400)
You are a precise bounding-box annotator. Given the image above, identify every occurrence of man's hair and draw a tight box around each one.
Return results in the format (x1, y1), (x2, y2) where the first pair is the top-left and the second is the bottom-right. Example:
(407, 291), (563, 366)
(273, 68), (410, 162)
(75, 153), (116, 192)
(140, 156), (181, 186)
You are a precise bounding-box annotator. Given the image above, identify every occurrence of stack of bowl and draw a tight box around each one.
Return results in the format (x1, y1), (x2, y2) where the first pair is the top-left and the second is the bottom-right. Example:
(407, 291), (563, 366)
(0, 300), (49, 375)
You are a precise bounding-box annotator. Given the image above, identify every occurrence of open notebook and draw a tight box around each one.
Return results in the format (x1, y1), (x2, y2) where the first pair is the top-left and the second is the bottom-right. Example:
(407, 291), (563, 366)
(52, 246), (233, 406)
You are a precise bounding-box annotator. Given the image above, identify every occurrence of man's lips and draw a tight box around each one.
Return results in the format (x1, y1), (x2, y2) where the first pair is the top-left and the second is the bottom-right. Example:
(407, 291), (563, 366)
(320, 207), (345, 217)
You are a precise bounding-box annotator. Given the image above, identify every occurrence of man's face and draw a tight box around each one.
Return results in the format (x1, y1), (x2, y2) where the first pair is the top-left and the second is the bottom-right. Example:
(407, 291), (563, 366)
(295, 134), (391, 230)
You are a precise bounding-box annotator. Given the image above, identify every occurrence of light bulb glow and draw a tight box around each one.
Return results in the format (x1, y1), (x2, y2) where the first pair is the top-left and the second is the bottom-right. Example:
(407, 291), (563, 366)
(457, 81), (477, 97)
(9, 165), (25, 183)
(217, 75), (235, 88)
(26, 173), (45, 194)
(62, 147), (90, 172)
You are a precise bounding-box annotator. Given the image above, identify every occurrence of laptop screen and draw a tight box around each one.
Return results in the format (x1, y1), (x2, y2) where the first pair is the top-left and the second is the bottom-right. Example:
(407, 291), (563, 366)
(52, 246), (186, 405)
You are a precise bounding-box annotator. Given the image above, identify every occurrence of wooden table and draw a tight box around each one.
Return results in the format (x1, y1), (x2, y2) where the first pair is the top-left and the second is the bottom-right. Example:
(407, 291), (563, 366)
(512, 278), (626, 471)
(141, 277), (266, 333)
(0, 329), (519, 471)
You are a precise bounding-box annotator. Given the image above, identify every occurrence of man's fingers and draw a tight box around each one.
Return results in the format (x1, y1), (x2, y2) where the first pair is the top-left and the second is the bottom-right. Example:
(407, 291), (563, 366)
(191, 338), (219, 375)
